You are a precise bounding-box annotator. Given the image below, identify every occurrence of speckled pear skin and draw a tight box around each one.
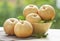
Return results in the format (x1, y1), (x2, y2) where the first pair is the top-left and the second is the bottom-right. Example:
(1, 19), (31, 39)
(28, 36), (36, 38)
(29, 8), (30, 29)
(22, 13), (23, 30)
(26, 13), (41, 23)
(38, 5), (55, 20)
(23, 4), (38, 17)
(14, 21), (33, 38)
(4, 18), (18, 35)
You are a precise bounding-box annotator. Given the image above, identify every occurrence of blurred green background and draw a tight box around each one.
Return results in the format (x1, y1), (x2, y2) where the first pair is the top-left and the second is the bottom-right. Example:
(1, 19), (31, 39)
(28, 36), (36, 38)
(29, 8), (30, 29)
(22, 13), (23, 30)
(0, 0), (60, 29)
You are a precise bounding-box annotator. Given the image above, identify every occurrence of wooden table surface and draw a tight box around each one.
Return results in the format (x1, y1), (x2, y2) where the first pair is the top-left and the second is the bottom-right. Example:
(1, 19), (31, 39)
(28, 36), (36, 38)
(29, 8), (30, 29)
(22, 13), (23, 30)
(0, 27), (60, 41)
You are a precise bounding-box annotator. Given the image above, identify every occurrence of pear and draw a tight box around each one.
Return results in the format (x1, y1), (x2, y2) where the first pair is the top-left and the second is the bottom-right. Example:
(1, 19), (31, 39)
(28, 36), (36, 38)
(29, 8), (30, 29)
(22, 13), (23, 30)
(3, 18), (18, 35)
(23, 4), (38, 17)
(14, 20), (33, 38)
(38, 5), (55, 20)
(26, 13), (41, 23)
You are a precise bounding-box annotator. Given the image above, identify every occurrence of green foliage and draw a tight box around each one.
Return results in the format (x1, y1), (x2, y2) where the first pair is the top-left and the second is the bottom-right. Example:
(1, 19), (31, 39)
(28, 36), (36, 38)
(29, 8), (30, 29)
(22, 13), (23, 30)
(32, 33), (48, 38)
(17, 16), (25, 20)
(0, 0), (60, 29)
(24, 0), (55, 6)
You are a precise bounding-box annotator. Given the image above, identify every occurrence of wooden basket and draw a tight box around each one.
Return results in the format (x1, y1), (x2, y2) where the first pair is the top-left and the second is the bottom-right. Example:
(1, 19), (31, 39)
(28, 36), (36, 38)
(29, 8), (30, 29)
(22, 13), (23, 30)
(32, 22), (52, 34)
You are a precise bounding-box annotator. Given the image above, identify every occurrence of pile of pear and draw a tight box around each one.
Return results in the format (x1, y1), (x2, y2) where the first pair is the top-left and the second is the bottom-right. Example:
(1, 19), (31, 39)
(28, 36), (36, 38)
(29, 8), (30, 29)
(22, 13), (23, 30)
(3, 4), (55, 38)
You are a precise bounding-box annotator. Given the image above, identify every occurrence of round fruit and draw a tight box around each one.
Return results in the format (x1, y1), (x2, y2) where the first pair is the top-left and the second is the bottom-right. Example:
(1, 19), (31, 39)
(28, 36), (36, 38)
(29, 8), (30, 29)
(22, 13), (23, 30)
(23, 4), (38, 17)
(38, 5), (55, 20)
(14, 20), (33, 38)
(26, 13), (41, 23)
(3, 18), (18, 35)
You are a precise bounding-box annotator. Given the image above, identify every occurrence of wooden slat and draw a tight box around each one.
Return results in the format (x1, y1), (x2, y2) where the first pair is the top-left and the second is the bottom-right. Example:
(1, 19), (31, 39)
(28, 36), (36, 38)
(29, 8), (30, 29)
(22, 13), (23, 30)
(0, 27), (60, 41)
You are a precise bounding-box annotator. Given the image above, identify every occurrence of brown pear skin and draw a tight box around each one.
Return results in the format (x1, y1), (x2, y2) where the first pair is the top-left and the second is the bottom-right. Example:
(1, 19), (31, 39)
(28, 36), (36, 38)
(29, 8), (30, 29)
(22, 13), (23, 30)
(38, 5), (55, 20)
(26, 13), (41, 23)
(23, 4), (38, 17)
(14, 20), (33, 38)
(3, 18), (18, 35)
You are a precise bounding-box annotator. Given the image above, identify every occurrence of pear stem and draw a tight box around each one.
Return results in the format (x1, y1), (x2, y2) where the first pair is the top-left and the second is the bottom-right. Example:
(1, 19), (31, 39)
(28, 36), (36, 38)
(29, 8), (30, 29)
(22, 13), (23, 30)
(21, 21), (24, 24)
